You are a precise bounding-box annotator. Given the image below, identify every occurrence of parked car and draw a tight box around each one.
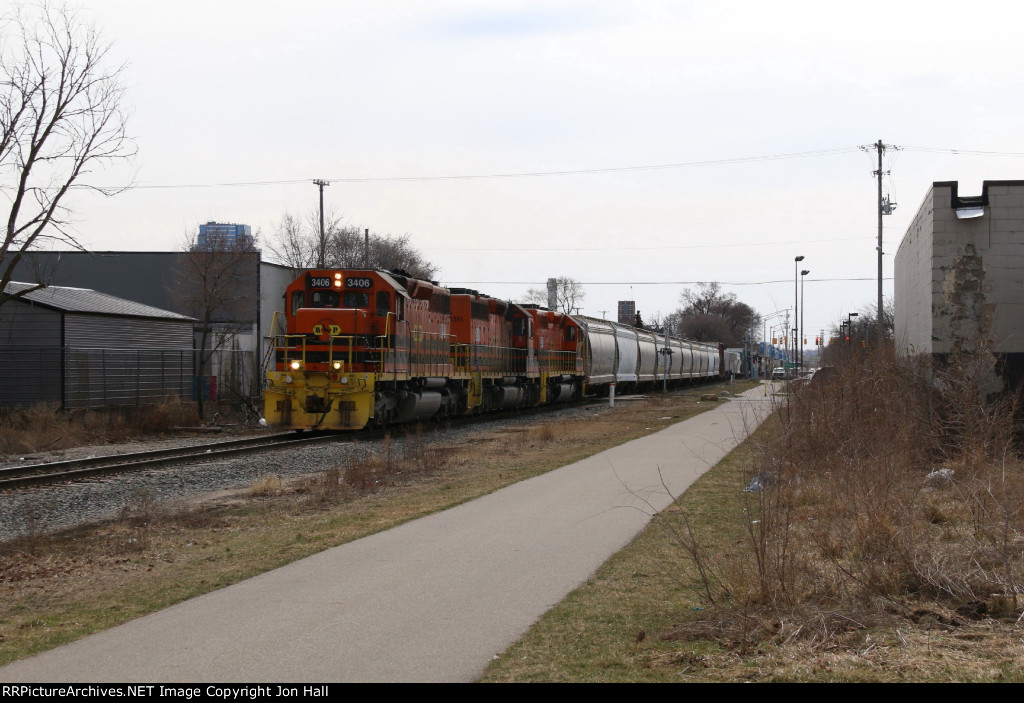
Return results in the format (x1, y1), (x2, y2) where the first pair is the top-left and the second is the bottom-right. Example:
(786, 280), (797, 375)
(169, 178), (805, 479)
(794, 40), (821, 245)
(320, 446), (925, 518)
(771, 366), (787, 380)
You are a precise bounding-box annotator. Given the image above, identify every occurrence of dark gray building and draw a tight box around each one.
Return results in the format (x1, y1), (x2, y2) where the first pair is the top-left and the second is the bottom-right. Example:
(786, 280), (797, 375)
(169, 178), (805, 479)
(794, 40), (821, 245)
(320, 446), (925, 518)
(10, 251), (298, 401)
(0, 283), (195, 408)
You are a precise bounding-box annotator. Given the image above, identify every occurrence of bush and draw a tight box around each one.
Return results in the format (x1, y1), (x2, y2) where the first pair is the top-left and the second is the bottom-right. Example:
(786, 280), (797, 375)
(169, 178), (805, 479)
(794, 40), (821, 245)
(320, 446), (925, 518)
(690, 348), (1024, 635)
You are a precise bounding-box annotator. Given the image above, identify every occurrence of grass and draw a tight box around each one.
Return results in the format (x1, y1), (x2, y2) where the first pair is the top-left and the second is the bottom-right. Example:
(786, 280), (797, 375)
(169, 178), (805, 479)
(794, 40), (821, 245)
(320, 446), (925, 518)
(0, 400), (200, 457)
(0, 382), (750, 666)
(482, 350), (1024, 682)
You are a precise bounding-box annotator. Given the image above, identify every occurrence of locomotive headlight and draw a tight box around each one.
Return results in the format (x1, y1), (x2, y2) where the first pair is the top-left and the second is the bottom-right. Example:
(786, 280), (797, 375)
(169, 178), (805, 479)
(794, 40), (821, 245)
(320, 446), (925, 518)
(334, 272), (342, 279)
(289, 360), (301, 371)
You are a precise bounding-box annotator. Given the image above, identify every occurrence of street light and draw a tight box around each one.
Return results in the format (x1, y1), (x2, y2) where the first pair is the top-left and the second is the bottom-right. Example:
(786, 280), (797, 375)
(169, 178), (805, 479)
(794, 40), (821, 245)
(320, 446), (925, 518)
(794, 256), (804, 372)
(761, 309), (789, 379)
(800, 269), (809, 369)
(847, 312), (859, 344)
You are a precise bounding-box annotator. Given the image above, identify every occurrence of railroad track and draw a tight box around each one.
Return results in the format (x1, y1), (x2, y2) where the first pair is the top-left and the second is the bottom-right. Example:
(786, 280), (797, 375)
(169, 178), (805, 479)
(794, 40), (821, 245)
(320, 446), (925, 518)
(0, 432), (342, 490)
(0, 387), (710, 491)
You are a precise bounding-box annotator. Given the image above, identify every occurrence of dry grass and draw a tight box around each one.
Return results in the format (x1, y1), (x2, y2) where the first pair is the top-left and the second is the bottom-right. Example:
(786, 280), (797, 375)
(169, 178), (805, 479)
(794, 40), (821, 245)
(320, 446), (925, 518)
(247, 475), (284, 497)
(483, 351), (1024, 682)
(0, 399), (199, 456)
(0, 384), (748, 667)
(722, 349), (1024, 627)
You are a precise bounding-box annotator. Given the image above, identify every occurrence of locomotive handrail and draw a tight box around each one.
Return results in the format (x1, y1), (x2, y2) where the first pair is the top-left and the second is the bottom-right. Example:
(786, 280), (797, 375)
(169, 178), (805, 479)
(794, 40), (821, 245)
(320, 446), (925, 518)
(327, 336), (356, 372)
(452, 343), (471, 373)
(539, 349), (578, 374)
(378, 312), (398, 380)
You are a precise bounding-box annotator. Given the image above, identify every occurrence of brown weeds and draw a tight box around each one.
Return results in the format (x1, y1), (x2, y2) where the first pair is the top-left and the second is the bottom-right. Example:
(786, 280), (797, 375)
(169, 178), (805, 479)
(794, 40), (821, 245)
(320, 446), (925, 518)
(673, 348), (1024, 647)
(0, 400), (199, 456)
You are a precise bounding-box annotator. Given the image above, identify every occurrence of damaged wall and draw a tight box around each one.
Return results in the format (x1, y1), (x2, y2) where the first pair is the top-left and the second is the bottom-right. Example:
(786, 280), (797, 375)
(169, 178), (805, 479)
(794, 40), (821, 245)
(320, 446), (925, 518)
(895, 180), (1024, 393)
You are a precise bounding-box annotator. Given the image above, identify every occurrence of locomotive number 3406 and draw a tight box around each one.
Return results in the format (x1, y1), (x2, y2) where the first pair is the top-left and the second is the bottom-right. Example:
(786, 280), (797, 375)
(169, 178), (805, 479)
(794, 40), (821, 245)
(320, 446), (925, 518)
(345, 277), (373, 289)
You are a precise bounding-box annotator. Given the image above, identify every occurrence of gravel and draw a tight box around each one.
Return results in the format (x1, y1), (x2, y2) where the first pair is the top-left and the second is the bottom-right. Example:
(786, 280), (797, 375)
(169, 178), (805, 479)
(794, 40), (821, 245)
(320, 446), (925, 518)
(0, 403), (615, 544)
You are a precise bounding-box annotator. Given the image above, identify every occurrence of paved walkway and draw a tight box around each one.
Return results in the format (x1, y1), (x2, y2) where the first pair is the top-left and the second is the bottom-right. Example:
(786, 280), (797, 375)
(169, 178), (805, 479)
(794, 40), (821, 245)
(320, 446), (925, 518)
(0, 386), (775, 683)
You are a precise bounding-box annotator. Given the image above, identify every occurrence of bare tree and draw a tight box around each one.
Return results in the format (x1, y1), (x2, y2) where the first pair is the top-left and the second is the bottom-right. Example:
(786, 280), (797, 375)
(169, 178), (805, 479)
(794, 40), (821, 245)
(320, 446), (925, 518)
(672, 281), (760, 346)
(169, 232), (257, 419)
(264, 208), (439, 280)
(521, 276), (586, 314)
(265, 212), (318, 272)
(828, 297), (895, 350)
(327, 227), (438, 280)
(1, 3), (133, 306)
(858, 296), (895, 343)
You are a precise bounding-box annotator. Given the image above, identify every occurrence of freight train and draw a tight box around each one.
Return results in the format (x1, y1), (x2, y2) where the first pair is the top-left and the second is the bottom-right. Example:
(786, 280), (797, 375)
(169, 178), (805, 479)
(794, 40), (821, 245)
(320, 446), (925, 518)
(263, 269), (731, 431)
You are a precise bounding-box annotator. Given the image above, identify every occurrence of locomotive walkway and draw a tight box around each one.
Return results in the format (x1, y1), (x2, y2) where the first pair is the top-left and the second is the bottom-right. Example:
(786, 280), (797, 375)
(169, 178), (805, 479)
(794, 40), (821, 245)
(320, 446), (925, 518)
(0, 385), (775, 683)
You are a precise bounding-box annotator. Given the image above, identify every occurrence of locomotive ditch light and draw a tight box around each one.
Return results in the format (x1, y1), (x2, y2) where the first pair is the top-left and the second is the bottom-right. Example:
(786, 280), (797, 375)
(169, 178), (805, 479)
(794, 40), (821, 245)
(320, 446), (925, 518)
(290, 360), (302, 371)
(333, 361), (342, 370)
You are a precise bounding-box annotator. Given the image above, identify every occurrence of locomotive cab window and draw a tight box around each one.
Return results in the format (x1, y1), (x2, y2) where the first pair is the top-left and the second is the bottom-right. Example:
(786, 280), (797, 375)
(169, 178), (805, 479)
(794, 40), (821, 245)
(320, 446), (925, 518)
(291, 291), (305, 316)
(376, 291), (391, 317)
(565, 327), (577, 341)
(311, 290), (340, 308)
(513, 318), (527, 336)
(342, 292), (370, 308)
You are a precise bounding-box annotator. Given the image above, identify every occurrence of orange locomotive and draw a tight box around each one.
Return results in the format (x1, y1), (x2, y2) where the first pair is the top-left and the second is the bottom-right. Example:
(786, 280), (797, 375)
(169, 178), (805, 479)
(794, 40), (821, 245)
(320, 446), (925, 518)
(264, 269), (584, 430)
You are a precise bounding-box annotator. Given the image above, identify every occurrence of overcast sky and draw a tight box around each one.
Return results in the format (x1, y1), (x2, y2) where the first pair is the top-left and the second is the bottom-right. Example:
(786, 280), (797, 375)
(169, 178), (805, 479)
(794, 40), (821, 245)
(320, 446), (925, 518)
(34, 0), (1024, 345)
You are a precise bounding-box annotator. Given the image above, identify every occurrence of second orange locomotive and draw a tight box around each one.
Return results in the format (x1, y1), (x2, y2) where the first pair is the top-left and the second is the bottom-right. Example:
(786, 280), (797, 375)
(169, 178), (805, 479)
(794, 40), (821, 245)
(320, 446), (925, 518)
(264, 269), (584, 430)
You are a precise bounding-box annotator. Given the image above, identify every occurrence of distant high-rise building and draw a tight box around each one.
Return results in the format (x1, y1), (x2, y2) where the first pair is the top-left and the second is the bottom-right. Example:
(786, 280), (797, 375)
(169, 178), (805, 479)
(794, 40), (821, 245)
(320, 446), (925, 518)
(198, 222), (253, 250)
(617, 300), (635, 326)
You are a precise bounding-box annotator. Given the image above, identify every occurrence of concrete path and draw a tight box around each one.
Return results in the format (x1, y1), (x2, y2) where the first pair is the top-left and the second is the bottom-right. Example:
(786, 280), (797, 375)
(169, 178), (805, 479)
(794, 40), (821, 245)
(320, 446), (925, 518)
(0, 386), (775, 683)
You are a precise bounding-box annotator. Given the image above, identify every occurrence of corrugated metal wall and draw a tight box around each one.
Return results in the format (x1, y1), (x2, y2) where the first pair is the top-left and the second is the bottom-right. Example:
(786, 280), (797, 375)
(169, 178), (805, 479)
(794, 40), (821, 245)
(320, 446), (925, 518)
(0, 307), (197, 409)
(62, 315), (195, 408)
(0, 302), (63, 406)
(0, 301), (62, 346)
(64, 315), (193, 350)
(64, 347), (193, 408)
(0, 347), (63, 407)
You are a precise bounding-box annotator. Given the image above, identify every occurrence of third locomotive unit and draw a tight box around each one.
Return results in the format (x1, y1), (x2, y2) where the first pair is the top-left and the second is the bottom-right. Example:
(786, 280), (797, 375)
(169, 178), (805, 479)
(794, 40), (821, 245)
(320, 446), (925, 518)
(264, 269), (731, 431)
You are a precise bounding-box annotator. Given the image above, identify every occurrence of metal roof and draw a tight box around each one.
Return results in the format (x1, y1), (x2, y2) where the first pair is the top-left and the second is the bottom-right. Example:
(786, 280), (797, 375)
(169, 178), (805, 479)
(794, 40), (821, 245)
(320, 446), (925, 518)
(4, 282), (195, 321)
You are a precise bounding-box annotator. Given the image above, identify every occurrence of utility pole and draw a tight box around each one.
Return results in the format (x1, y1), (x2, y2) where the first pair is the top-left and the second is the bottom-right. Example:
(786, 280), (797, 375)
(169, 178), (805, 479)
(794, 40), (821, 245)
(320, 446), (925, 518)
(313, 179), (330, 267)
(364, 228), (370, 269)
(861, 141), (896, 348)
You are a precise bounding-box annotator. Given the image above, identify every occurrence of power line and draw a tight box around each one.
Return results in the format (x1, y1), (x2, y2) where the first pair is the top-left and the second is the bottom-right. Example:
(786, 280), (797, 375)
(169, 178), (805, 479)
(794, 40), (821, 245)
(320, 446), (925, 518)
(113, 146), (864, 190)
(900, 146), (1024, 157)
(444, 277), (892, 286)
(9, 144), (1024, 192)
(425, 236), (875, 252)
(323, 147), (864, 182)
